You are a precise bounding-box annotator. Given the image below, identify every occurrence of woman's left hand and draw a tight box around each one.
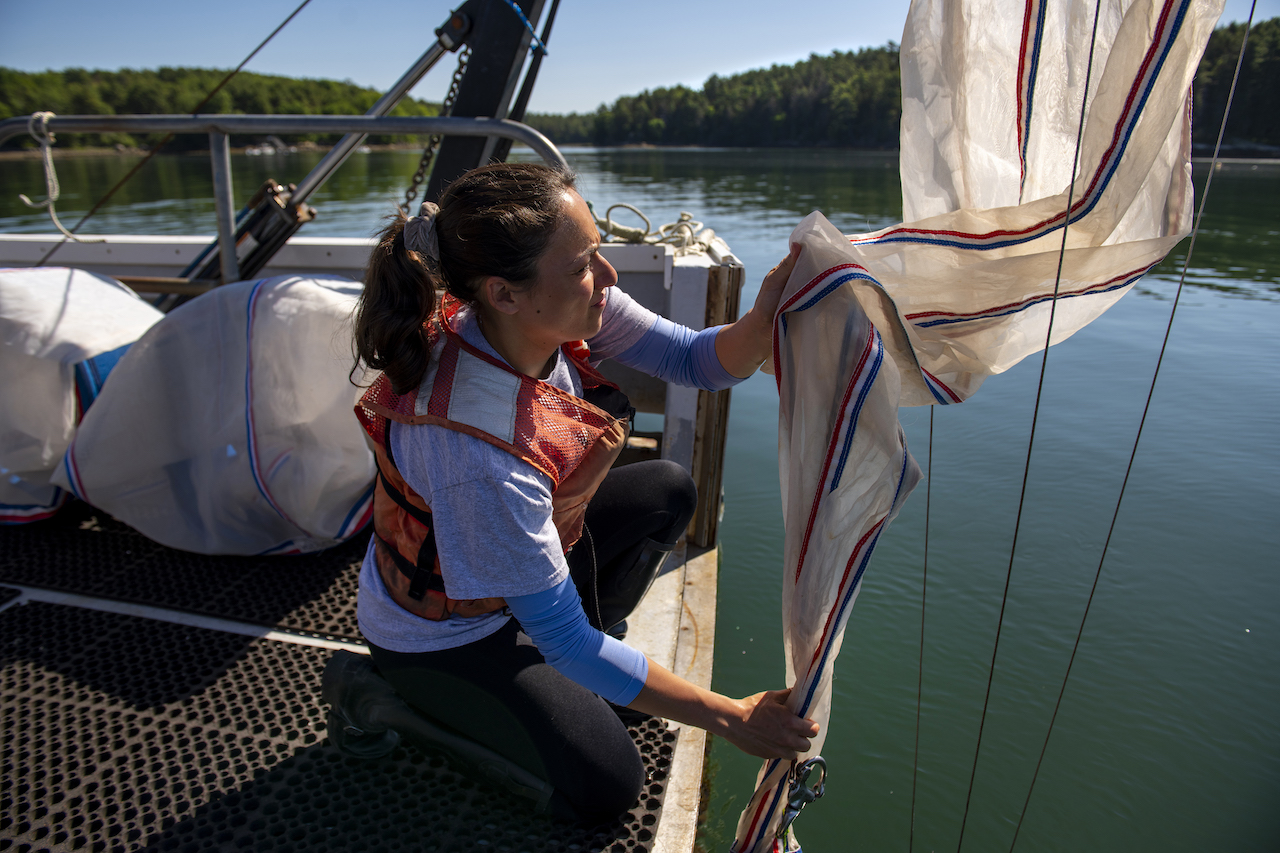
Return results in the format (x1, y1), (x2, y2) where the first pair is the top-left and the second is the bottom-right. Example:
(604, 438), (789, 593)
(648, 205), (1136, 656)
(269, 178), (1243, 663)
(714, 242), (802, 378)
(752, 242), (802, 324)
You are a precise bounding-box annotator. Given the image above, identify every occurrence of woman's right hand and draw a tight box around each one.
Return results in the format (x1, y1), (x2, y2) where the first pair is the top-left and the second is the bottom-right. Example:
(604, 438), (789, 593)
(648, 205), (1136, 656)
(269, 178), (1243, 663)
(628, 660), (820, 760)
(720, 688), (820, 759)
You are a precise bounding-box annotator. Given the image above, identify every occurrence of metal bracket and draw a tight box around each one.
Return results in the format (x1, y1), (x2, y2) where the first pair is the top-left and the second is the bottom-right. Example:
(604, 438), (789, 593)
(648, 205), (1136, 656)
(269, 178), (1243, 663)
(776, 755), (827, 840)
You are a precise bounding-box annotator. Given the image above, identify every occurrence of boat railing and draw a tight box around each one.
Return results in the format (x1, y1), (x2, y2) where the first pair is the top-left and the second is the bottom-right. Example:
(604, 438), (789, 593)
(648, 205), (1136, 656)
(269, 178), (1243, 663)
(1, 113), (568, 284)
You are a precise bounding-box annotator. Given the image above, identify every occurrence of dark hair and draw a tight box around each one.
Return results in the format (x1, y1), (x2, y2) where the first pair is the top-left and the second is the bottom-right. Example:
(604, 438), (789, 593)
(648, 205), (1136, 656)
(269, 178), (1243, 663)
(353, 162), (578, 393)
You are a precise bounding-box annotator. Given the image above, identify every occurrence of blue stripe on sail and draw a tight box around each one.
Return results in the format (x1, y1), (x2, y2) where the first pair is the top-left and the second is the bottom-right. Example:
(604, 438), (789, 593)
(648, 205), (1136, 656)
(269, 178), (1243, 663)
(865, 229), (1060, 251)
(779, 268), (879, 342)
(1020, 0), (1048, 186)
(60, 446), (85, 501)
(863, 0), (1193, 254)
(243, 280), (281, 516)
(792, 270), (875, 314)
(736, 756), (786, 852)
(338, 482), (375, 537)
(799, 449), (912, 719)
(1074, 0), (1191, 222)
(829, 333), (884, 493)
(911, 273), (1143, 328)
(923, 374), (954, 405)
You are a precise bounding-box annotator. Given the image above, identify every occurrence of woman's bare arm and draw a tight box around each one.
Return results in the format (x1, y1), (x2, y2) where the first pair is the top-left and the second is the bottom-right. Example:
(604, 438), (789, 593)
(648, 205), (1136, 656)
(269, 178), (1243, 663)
(627, 656), (818, 760)
(712, 243), (801, 378)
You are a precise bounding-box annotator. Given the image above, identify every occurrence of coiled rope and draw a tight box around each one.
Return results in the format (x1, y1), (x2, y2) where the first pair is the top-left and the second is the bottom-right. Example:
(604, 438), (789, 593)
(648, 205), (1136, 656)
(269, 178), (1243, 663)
(594, 202), (719, 255)
(19, 112), (103, 243)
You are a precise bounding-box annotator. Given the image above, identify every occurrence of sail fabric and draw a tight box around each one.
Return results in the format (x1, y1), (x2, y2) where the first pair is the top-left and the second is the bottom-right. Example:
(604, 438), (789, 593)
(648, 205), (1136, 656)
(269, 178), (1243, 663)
(0, 267), (163, 523)
(734, 0), (1223, 848)
(884, 0), (1219, 408)
(733, 232), (923, 852)
(52, 275), (375, 555)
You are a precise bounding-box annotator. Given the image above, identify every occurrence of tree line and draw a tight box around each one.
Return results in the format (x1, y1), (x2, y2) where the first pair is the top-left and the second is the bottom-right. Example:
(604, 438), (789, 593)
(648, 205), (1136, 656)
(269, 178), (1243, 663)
(528, 17), (1280, 151)
(2, 17), (1277, 152)
(0, 66), (439, 150)
(1191, 17), (1280, 151)
(528, 43), (902, 149)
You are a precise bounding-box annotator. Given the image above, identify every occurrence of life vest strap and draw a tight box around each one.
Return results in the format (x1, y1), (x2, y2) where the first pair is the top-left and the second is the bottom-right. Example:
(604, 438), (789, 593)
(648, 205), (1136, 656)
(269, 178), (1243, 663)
(374, 531), (446, 601)
(375, 454), (433, 530)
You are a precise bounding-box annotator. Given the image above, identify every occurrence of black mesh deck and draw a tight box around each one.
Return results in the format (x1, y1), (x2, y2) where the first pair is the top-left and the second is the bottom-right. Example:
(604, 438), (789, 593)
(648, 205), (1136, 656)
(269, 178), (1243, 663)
(0, 501), (364, 641)
(0, 507), (677, 852)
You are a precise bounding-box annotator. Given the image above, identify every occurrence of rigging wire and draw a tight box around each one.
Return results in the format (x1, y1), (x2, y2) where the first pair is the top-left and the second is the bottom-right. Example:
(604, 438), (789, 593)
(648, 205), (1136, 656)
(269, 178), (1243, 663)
(909, 406), (934, 853)
(34, 0), (315, 268)
(954, 0), (1104, 848)
(1006, 4), (1259, 850)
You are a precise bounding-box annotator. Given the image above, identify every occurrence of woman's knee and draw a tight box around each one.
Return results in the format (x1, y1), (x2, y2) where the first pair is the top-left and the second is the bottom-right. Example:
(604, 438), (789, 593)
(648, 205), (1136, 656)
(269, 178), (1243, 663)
(643, 458), (697, 543)
(560, 731), (644, 824)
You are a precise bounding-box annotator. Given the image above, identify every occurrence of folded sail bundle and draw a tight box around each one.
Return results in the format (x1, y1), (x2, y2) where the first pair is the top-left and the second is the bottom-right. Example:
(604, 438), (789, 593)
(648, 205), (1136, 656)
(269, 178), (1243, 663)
(53, 275), (376, 555)
(0, 267), (163, 523)
(734, 0), (1225, 848)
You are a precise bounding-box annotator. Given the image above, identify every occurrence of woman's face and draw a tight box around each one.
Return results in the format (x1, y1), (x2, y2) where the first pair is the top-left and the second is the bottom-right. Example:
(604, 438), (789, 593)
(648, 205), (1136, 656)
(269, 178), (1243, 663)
(514, 189), (618, 347)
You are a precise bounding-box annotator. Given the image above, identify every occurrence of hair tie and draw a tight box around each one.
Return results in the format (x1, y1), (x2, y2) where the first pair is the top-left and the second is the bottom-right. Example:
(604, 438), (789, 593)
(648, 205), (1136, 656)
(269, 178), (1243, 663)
(403, 201), (440, 262)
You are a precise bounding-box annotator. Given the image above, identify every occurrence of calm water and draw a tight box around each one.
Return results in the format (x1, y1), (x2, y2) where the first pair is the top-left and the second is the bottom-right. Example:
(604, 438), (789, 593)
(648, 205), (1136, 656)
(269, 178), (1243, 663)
(3, 148), (1277, 852)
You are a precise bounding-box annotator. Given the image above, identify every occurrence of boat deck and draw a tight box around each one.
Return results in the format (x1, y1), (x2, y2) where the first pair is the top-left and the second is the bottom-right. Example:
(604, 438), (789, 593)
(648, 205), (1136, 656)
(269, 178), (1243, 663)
(0, 501), (715, 852)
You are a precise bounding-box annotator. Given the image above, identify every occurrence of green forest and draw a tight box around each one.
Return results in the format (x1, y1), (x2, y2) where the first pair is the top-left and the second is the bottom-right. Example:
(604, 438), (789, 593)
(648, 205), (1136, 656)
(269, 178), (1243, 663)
(2, 17), (1277, 152)
(0, 67), (440, 150)
(530, 17), (1279, 150)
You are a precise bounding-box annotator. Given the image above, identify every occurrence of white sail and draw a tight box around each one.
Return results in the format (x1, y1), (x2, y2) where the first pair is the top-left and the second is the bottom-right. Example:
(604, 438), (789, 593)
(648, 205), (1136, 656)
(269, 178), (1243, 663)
(0, 267), (163, 523)
(734, 0), (1224, 848)
(51, 275), (376, 555)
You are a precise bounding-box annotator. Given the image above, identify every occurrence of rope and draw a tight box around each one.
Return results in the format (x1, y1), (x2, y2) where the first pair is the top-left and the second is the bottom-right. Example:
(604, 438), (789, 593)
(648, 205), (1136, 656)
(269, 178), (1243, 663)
(1006, 4), (1259, 850)
(595, 202), (715, 255)
(18, 112), (104, 243)
(498, 0), (548, 55)
(909, 406), (934, 853)
(954, 1), (1104, 848)
(34, 0), (314, 267)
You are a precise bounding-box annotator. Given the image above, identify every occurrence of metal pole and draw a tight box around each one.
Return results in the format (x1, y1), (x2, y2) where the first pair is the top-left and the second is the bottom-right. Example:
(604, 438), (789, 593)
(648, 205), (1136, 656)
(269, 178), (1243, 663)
(289, 42), (449, 204)
(289, 4), (474, 206)
(0, 115), (569, 170)
(209, 131), (240, 284)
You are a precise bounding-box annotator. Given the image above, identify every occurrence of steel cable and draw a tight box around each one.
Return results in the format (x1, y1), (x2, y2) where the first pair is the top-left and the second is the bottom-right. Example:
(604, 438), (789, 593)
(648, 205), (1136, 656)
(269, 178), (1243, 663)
(954, 0), (1105, 848)
(909, 406), (934, 853)
(1005, 3), (1259, 849)
(35, 0), (314, 267)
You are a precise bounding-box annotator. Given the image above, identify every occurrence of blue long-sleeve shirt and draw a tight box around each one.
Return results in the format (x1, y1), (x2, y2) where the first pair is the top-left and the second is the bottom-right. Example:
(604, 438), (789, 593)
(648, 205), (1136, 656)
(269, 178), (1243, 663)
(357, 289), (750, 701)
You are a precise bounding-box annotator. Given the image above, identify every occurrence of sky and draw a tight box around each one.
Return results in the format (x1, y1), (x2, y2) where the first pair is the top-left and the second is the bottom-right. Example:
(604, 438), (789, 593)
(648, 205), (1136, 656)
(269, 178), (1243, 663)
(1, 0), (1275, 115)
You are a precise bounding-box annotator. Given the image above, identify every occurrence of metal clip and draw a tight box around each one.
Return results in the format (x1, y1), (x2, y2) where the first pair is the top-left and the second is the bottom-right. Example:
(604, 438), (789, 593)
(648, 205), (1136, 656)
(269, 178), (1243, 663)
(776, 756), (827, 840)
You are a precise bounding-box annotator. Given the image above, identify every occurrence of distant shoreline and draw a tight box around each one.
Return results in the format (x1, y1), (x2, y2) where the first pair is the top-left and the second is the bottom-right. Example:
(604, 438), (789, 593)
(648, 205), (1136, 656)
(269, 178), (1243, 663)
(3, 145), (1276, 167)
(0, 141), (412, 161)
(0, 142), (903, 161)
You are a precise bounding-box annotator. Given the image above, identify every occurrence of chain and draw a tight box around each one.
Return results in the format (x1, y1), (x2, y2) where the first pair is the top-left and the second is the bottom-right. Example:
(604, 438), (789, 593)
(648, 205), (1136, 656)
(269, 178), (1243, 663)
(402, 45), (471, 213)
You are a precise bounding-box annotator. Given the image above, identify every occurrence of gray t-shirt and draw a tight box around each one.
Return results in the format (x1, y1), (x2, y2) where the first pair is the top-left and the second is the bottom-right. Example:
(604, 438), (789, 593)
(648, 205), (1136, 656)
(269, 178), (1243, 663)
(357, 288), (656, 652)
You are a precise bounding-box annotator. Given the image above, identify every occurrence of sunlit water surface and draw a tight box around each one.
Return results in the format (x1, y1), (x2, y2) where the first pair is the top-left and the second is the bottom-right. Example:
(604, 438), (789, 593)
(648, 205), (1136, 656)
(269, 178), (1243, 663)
(3, 147), (1277, 852)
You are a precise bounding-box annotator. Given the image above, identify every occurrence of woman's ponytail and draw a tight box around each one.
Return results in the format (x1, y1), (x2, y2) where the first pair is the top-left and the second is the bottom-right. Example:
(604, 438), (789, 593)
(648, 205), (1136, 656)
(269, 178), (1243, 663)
(353, 162), (578, 393)
(352, 212), (438, 394)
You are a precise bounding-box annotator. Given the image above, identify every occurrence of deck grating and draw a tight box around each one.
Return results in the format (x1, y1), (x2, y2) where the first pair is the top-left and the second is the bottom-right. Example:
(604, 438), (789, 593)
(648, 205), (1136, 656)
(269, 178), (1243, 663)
(0, 501), (365, 642)
(0, 601), (673, 852)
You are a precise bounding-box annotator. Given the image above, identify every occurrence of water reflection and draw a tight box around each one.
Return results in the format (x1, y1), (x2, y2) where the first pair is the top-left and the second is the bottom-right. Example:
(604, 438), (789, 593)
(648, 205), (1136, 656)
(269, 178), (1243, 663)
(2, 146), (1276, 851)
(3, 148), (1272, 297)
(1148, 164), (1280, 297)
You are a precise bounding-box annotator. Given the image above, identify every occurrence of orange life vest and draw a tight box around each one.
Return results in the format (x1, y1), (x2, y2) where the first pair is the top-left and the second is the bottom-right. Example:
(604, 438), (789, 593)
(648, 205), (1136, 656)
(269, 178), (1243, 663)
(355, 300), (631, 621)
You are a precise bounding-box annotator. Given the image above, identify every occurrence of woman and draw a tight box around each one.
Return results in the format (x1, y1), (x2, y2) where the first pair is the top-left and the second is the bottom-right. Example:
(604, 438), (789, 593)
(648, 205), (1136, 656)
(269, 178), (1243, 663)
(351, 162), (815, 824)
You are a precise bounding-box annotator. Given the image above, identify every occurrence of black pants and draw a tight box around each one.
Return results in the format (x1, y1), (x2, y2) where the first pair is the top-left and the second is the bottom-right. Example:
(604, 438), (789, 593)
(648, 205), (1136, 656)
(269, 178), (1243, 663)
(367, 459), (697, 824)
